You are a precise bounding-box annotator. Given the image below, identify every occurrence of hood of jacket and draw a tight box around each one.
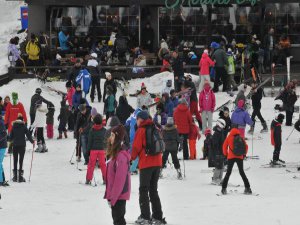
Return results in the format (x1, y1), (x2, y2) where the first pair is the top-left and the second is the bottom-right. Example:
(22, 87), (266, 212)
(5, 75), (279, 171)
(107, 116), (120, 129)
(201, 52), (209, 59)
(228, 128), (241, 137)
(176, 104), (189, 112)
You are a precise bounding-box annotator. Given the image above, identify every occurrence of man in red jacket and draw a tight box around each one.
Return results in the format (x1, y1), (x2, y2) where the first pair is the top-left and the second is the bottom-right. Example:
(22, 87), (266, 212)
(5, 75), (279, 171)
(131, 110), (166, 225)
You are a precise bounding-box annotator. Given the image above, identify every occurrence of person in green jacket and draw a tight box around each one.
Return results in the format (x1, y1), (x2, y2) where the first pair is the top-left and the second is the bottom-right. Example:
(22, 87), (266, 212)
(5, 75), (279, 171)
(104, 85), (117, 120)
(226, 48), (238, 91)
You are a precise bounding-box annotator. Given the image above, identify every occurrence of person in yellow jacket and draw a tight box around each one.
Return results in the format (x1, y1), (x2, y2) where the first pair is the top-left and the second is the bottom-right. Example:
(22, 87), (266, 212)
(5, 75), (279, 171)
(26, 33), (40, 68)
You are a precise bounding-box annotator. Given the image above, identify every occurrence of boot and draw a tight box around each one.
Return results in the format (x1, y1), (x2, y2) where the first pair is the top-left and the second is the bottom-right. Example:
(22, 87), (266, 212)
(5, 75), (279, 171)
(85, 179), (91, 185)
(244, 187), (252, 195)
(35, 143), (43, 153)
(42, 144), (48, 153)
(260, 122), (268, 133)
(177, 168), (183, 180)
(12, 170), (18, 182)
(248, 125), (254, 135)
(64, 131), (68, 138)
(221, 188), (227, 195)
(57, 133), (63, 139)
(18, 170), (26, 182)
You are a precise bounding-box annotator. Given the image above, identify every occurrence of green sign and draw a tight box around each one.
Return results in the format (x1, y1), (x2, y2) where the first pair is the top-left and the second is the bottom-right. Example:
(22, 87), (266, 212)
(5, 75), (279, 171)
(165, 0), (258, 9)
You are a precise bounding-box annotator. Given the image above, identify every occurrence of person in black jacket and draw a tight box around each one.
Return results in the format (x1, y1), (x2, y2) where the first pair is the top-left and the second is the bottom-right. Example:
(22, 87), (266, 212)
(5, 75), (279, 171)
(248, 82), (268, 134)
(29, 88), (50, 126)
(87, 53), (102, 103)
(271, 114), (285, 165)
(67, 59), (83, 87)
(171, 51), (185, 92)
(116, 95), (134, 125)
(57, 100), (68, 139)
(142, 23), (155, 53)
(103, 72), (117, 102)
(85, 114), (107, 185)
(202, 128), (212, 160)
(9, 115), (34, 182)
(161, 117), (182, 179)
(218, 107), (231, 138)
(46, 102), (55, 139)
(0, 115), (8, 186)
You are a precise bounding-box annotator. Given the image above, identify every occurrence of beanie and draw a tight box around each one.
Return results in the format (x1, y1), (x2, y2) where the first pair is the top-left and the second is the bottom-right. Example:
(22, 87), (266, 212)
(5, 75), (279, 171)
(136, 110), (149, 120)
(276, 113), (285, 124)
(93, 114), (103, 125)
(91, 107), (98, 117)
(237, 99), (245, 109)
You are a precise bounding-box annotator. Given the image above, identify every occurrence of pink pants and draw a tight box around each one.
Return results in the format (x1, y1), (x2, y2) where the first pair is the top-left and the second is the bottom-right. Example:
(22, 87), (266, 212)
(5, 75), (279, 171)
(47, 124), (54, 139)
(86, 150), (106, 182)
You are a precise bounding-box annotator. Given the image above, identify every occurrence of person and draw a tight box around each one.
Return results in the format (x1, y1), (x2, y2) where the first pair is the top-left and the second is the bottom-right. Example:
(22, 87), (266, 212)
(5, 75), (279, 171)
(271, 114), (285, 165)
(3, 96), (10, 115)
(0, 115), (8, 186)
(104, 86), (117, 120)
(226, 48), (238, 91)
(218, 107), (231, 137)
(86, 114), (107, 185)
(161, 93), (174, 117)
(235, 88), (246, 108)
(153, 103), (167, 129)
(142, 22), (155, 53)
(231, 100), (253, 138)
(57, 100), (68, 139)
(105, 124), (131, 225)
(189, 118), (201, 160)
(103, 72), (117, 101)
(248, 81), (268, 134)
(277, 34), (291, 66)
(161, 80), (173, 96)
(199, 49), (215, 91)
(202, 128), (212, 160)
(58, 29), (70, 52)
(131, 111), (166, 225)
(222, 127), (251, 194)
(30, 88), (50, 126)
(263, 27), (275, 71)
(161, 117), (182, 179)
(171, 51), (185, 92)
(0, 97), (4, 117)
(32, 103), (48, 153)
(170, 89), (179, 109)
(9, 114), (34, 182)
(65, 81), (75, 131)
(87, 53), (102, 102)
(116, 95), (134, 125)
(46, 102), (55, 139)
(68, 59), (83, 87)
(211, 119), (226, 185)
(199, 81), (216, 134)
(160, 55), (171, 72)
(26, 33), (40, 68)
(75, 68), (92, 97)
(137, 83), (152, 110)
(173, 98), (193, 160)
(211, 42), (228, 92)
(8, 37), (25, 72)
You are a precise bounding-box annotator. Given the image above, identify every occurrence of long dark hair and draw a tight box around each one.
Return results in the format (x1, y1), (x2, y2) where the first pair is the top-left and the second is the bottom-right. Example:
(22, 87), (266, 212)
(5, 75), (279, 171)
(106, 130), (124, 159)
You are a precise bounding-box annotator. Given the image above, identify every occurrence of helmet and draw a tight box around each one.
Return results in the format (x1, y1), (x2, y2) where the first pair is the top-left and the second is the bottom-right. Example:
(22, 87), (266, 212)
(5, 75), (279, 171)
(35, 88), (42, 95)
(216, 118), (226, 129)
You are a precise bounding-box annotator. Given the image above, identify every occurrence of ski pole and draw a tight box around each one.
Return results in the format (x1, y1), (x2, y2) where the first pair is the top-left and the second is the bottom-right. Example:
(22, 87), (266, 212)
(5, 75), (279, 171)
(9, 152), (11, 181)
(251, 131), (254, 158)
(93, 176), (97, 187)
(286, 127), (295, 141)
(69, 147), (76, 165)
(28, 141), (35, 183)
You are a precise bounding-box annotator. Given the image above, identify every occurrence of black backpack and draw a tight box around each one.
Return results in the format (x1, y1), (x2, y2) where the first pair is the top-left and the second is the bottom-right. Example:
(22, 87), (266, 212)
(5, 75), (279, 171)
(145, 124), (165, 156)
(231, 134), (246, 156)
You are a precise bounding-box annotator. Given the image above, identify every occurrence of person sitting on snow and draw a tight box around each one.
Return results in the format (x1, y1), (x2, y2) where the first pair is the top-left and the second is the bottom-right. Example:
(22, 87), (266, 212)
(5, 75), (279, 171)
(137, 83), (152, 110)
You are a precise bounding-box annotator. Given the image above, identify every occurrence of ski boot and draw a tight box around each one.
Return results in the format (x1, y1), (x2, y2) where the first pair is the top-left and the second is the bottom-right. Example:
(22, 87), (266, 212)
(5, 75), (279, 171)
(221, 188), (227, 195)
(135, 216), (151, 225)
(35, 143), (43, 153)
(151, 218), (167, 225)
(244, 187), (252, 195)
(12, 170), (18, 182)
(248, 125), (254, 135)
(57, 133), (63, 139)
(260, 122), (268, 133)
(85, 179), (91, 185)
(76, 156), (81, 162)
(278, 159), (285, 164)
(18, 170), (26, 183)
(42, 144), (48, 153)
(64, 131), (68, 138)
(177, 168), (183, 180)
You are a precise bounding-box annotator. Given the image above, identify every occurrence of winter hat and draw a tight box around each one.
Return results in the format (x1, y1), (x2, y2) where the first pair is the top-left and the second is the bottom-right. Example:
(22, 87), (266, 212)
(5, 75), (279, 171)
(107, 116), (120, 128)
(203, 49), (209, 54)
(216, 118), (226, 129)
(170, 89), (176, 96)
(66, 81), (72, 88)
(210, 42), (220, 49)
(111, 125), (126, 142)
(56, 54), (62, 60)
(179, 98), (188, 105)
(204, 128), (212, 136)
(167, 117), (174, 125)
(237, 99), (245, 109)
(91, 53), (97, 58)
(78, 104), (86, 112)
(141, 82), (147, 90)
(35, 88), (42, 95)
(276, 113), (285, 124)
(93, 114), (103, 125)
(136, 110), (149, 120)
(105, 72), (112, 79)
(91, 107), (98, 117)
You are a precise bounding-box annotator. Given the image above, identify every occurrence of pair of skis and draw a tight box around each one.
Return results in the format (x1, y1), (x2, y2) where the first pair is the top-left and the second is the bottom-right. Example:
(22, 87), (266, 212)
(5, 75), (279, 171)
(216, 189), (259, 196)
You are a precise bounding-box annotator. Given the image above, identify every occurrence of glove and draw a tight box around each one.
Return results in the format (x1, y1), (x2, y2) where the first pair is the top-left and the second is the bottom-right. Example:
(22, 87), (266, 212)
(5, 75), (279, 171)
(107, 201), (112, 208)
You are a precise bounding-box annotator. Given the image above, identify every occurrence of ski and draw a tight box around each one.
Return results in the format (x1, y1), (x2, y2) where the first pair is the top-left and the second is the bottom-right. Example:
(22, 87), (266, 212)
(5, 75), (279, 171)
(245, 155), (260, 160)
(214, 100), (232, 112)
(201, 167), (250, 173)
(246, 77), (271, 99)
(293, 176), (300, 180)
(286, 169), (299, 173)
(78, 181), (97, 187)
(211, 182), (240, 188)
(217, 189), (259, 196)
(260, 161), (286, 168)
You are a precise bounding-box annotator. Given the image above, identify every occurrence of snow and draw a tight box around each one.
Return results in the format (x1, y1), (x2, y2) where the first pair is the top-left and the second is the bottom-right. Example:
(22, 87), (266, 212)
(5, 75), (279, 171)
(1, 73), (300, 225)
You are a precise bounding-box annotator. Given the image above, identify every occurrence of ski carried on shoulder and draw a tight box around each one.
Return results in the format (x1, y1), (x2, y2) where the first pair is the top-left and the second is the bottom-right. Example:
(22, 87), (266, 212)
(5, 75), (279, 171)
(214, 100), (232, 112)
(246, 77), (271, 99)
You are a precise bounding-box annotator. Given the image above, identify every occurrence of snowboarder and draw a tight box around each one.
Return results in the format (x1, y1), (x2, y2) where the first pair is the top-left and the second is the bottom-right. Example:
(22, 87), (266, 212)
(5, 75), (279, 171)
(137, 83), (152, 110)
(188, 118), (201, 160)
(202, 128), (212, 160)
(0, 115), (8, 186)
(32, 102), (48, 153)
(57, 100), (68, 139)
(116, 95), (134, 125)
(103, 72), (117, 102)
(271, 113), (285, 165)
(87, 53), (102, 103)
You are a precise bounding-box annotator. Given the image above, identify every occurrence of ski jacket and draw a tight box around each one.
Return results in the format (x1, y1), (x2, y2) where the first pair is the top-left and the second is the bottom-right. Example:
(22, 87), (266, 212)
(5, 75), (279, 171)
(104, 95), (116, 114)
(103, 79), (117, 100)
(65, 87), (75, 106)
(204, 134), (213, 166)
(46, 105), (55, 125)
(32, 105), (48, 128)
(76, 69), (92, 95)
(8, 43), (20, 62)
(173, 104), (193, 134)
(26, 41), (40, 60)
(58, 103), (68, 124)
(137, 93), (152, 109)
(226, 55), (235, 75)
(87, 59), (101, 78)
(116, 96), (134, 125)
(208, 126), (225, 168)
(72, 91), (89, 111)
(30, 94), (50, 115)
(105, 149), (131, 207)
(9, 120), (34, 147)
(125, 108), (142, 146)
(0, 117), (7, 148)
(164, 99), (174, 117)
(223, 128), (248, 160)
(74, 107), (91, 137)
(212, 48), (228, 68)
(199, 53), (215, 75)
(171, 97), (179, 108)
(199, 88), (216, 112)
(153, 112), (167, 128)
(219, 112), (231, 136)
(131, 119), (162, 169)
(87, 125), (107, 154)
(162, 124), (180, 152)
(231, 108), (253, 128)
(251, 88), (263, 109)
(295, 120), (300, 132)
(271, 119), (282, 146)
(4, 102), (27, 133)
(58, 31), (70, 51)
(189, 123), (201, 140)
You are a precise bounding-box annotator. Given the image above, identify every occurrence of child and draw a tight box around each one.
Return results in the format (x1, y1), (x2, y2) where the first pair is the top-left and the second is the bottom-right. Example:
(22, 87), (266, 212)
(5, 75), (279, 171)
(202, 128), (212, 160)
(170, 89), (179, 109)
(57, 100), (68, 139)
(104, 85), (117, 120)
(211, 119), (226, 185)
(271, 113), (285, 165)
(0, 115), (8, 186)
(32, 103), (48, 153)
(46, 102), (55, 139)
(105, 124), (131, 225)
(219, 107), (231, 137)
(161, 117), (182, 179)
(9, 114), (34, 182)
(189, 118), (201, 160)
(103, 72), (117, 101)
(161, 93), (174, 117)
(153, 103), (167, 129)
(65, 81), (75, 131)
(86, 114), (107, 185)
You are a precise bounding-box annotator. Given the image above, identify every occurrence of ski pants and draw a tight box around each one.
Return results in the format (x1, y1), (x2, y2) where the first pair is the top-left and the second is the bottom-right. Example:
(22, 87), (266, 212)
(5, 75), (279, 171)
(81, 134), (89, 164)
(179, 133), (189, 160)
(30, 113), (35, 126)
(46, 124), (54, 139)
(106, 111), (115, 121)
(90, 76), (101, 102)
(273, 145), (281, 161)
(58, 121), (67, 133)
(189, 139), (197, 160)
(222, 158), (250, 189)
(213, 67), (228, 92)
(251, 107), (266, 125)
(202, 111), (212, 134)
(139, 167), (163, 221)
(0, 148), (6, 182)
(198, 75), (210, 92)
(212, 168), (224, 184)
(130, 157), (139, 173)
(37, 127), (45, 144)
(286, 110), (293, 126)
(227, 73), (237, 90)
(13, 146), (25, 171)
(111, 200), (126, 225)
(86, 150), (106, 181)
(162, 151), (180, 169)
(68, 110), (74, 131)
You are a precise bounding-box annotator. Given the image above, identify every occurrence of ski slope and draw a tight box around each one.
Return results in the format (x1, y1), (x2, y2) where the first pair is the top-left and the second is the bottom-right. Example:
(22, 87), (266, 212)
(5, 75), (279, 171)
(1, 73), (300, 225)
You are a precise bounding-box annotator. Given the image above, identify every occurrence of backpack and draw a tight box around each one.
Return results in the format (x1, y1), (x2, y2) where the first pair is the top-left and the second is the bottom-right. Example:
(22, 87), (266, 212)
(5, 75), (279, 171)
(145, 124), (165, 156)
(231, 134), (246, 156)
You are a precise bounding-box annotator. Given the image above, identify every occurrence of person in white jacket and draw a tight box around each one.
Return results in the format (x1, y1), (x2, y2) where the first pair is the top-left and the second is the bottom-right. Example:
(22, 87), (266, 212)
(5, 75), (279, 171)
(137, 83), (152, 110)
(32, 103), (48, 153)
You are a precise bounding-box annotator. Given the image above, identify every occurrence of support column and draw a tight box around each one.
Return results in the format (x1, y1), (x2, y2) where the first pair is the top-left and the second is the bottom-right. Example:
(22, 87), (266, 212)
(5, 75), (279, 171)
(28, 4), (46, 35)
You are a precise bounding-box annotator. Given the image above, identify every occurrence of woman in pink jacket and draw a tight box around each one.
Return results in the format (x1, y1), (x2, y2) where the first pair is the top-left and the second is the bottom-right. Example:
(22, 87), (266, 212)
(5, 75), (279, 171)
(105, 124), (131, 225)
(199, 49), (215, 91)
(199, 82), (216, 134)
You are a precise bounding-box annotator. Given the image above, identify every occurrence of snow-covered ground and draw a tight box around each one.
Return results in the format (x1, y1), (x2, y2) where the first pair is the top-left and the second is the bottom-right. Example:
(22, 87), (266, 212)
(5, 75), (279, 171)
(1, 73), (300, 225)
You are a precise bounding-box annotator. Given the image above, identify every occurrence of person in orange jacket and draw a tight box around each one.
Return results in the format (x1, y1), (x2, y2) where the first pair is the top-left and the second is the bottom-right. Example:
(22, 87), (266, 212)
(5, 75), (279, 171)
(221, 128), (251, 195)
(188, 118), (201, 160)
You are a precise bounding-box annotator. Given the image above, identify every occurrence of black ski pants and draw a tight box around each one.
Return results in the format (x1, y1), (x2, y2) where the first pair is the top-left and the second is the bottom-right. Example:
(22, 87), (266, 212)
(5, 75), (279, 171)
(36, 127), (45, 144)
(162, 151), (180, 169)
(273, 145), (281, 161)
(179, 134), (189, 160)
(90, 76), (101, 102)
(13, 146), (25, 171)
(222, 158), (250, 189)
(286, 110), (293, 126)
(111, 200), (126, 225)
(68, 110), (74, 131)
(251, 107), (265, 125)
(213, 67), (228, 92)
(139, 166), (163, 221)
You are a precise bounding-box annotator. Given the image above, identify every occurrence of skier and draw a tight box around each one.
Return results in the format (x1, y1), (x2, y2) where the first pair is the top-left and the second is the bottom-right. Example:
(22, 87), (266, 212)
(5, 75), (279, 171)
(270, 113), (285, 165)
(218, 107), (231, 137)
(211, 119), (226, 185)
(248, 81), (268, 134)
(105, 125), (131, 225)
(153, 103), (167, 129)
(226, 48), (238, 91)
(116, 95), (134, 125)
(103, 72), (117, 102)
(137, 83), (152, 110)
(86, 114), (107, 185)
(65, 81), (75, 131)
(202, 128), (212, 160)
(199, 49), (215, 91)
(171, 50), (185, 92)
(131, 110), (166, 225)
(87, 53), (102, 103)
(75, 68), (92, 97)
(161, 117), (182, 179)
(189, 118), (201, 160)
(104, 86), (117, 120)
(221, 128), (251, 195)
(29, 88), (50, 126)
(32, 102), (49, 153)
(57, 100), (68, 139)
(161, 93), (174, 117)
(0, 115), (8, 186)
(46, 102), (55, 139)
(72, 84), (89, 126)
(9, 114), (34, 182)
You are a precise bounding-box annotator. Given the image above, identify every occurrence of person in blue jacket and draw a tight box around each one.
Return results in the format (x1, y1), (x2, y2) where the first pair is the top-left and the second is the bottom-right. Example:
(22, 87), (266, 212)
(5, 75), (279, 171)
(161, 93), (174, 117)
(170, 89), (179, 109)
(58, 30), (70, 52)
(76, 69), (92, 97)
(0, 115), (8, 186)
